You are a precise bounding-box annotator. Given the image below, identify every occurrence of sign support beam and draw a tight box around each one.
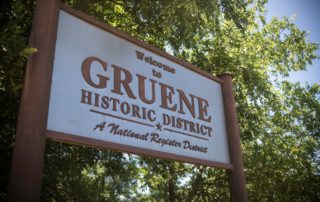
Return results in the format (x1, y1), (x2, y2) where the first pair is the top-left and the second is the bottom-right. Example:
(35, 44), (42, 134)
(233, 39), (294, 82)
(8, 0), (60, 201)
(219, 74), (248, 202)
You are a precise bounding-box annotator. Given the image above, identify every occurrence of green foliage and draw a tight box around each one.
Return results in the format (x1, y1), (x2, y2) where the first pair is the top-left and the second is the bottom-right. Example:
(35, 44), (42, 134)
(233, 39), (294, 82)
(0, 0), (34, 200)
(1, 0), (319, 201)
(19, 47), (38, 58)
(41, 142), (141, 201)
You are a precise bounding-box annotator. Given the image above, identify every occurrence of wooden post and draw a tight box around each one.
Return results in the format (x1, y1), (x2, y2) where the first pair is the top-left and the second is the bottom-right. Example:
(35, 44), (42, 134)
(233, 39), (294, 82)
(8, 0), (60, 201)
(219, 74), (247, 202)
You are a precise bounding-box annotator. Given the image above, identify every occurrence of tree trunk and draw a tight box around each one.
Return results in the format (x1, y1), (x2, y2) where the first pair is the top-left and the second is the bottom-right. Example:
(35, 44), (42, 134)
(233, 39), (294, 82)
(168, 162), (175, 202)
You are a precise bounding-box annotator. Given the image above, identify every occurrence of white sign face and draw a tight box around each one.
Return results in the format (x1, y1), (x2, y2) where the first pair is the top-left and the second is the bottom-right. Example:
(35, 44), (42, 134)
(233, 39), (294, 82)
(47, 10), (230, 165)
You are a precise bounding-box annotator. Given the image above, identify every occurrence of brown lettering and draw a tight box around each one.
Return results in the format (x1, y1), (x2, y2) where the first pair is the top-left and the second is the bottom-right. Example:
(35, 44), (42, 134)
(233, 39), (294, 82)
(189, 121), (196, 133)
(200, 125), (207, 135)
(147, 110), (156, 122)
(135, 50), (144, 60)
(177, 89), (196, 118)
(81, 56), (109, 88)
(159, 82), (177, 111)
(207, 127), (213, 137)
(120, 101), (130, 115)
(109, 97), (120, 111)
(94, 93), (100, 107)
(101, 96), (109, 109)
(137, 74), (157, 104)
(196, 97), (212, 122)
(132, 104), (141, 118)
(81, 89), (92, 105)
(111, 64), (137, 99)
(162, 113), (171, 125)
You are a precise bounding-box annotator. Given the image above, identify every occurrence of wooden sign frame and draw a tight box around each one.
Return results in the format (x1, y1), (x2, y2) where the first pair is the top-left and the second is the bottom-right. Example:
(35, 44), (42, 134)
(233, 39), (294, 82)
(8, 0), (247, 201)
(47, 4), (231, 170)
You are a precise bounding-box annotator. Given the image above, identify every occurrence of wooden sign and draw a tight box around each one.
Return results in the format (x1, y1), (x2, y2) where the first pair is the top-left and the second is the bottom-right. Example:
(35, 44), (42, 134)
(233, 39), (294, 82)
(46, 7), (231, 168)
(9, 1), (247, 201)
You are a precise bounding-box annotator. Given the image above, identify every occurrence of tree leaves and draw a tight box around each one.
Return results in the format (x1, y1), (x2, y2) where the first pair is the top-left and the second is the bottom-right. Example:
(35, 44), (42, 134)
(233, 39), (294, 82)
(19, 47), (38, 58)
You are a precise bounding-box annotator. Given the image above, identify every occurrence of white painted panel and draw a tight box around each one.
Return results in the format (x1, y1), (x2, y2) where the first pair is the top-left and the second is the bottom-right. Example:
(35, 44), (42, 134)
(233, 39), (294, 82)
(47, 10), (230, 164)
